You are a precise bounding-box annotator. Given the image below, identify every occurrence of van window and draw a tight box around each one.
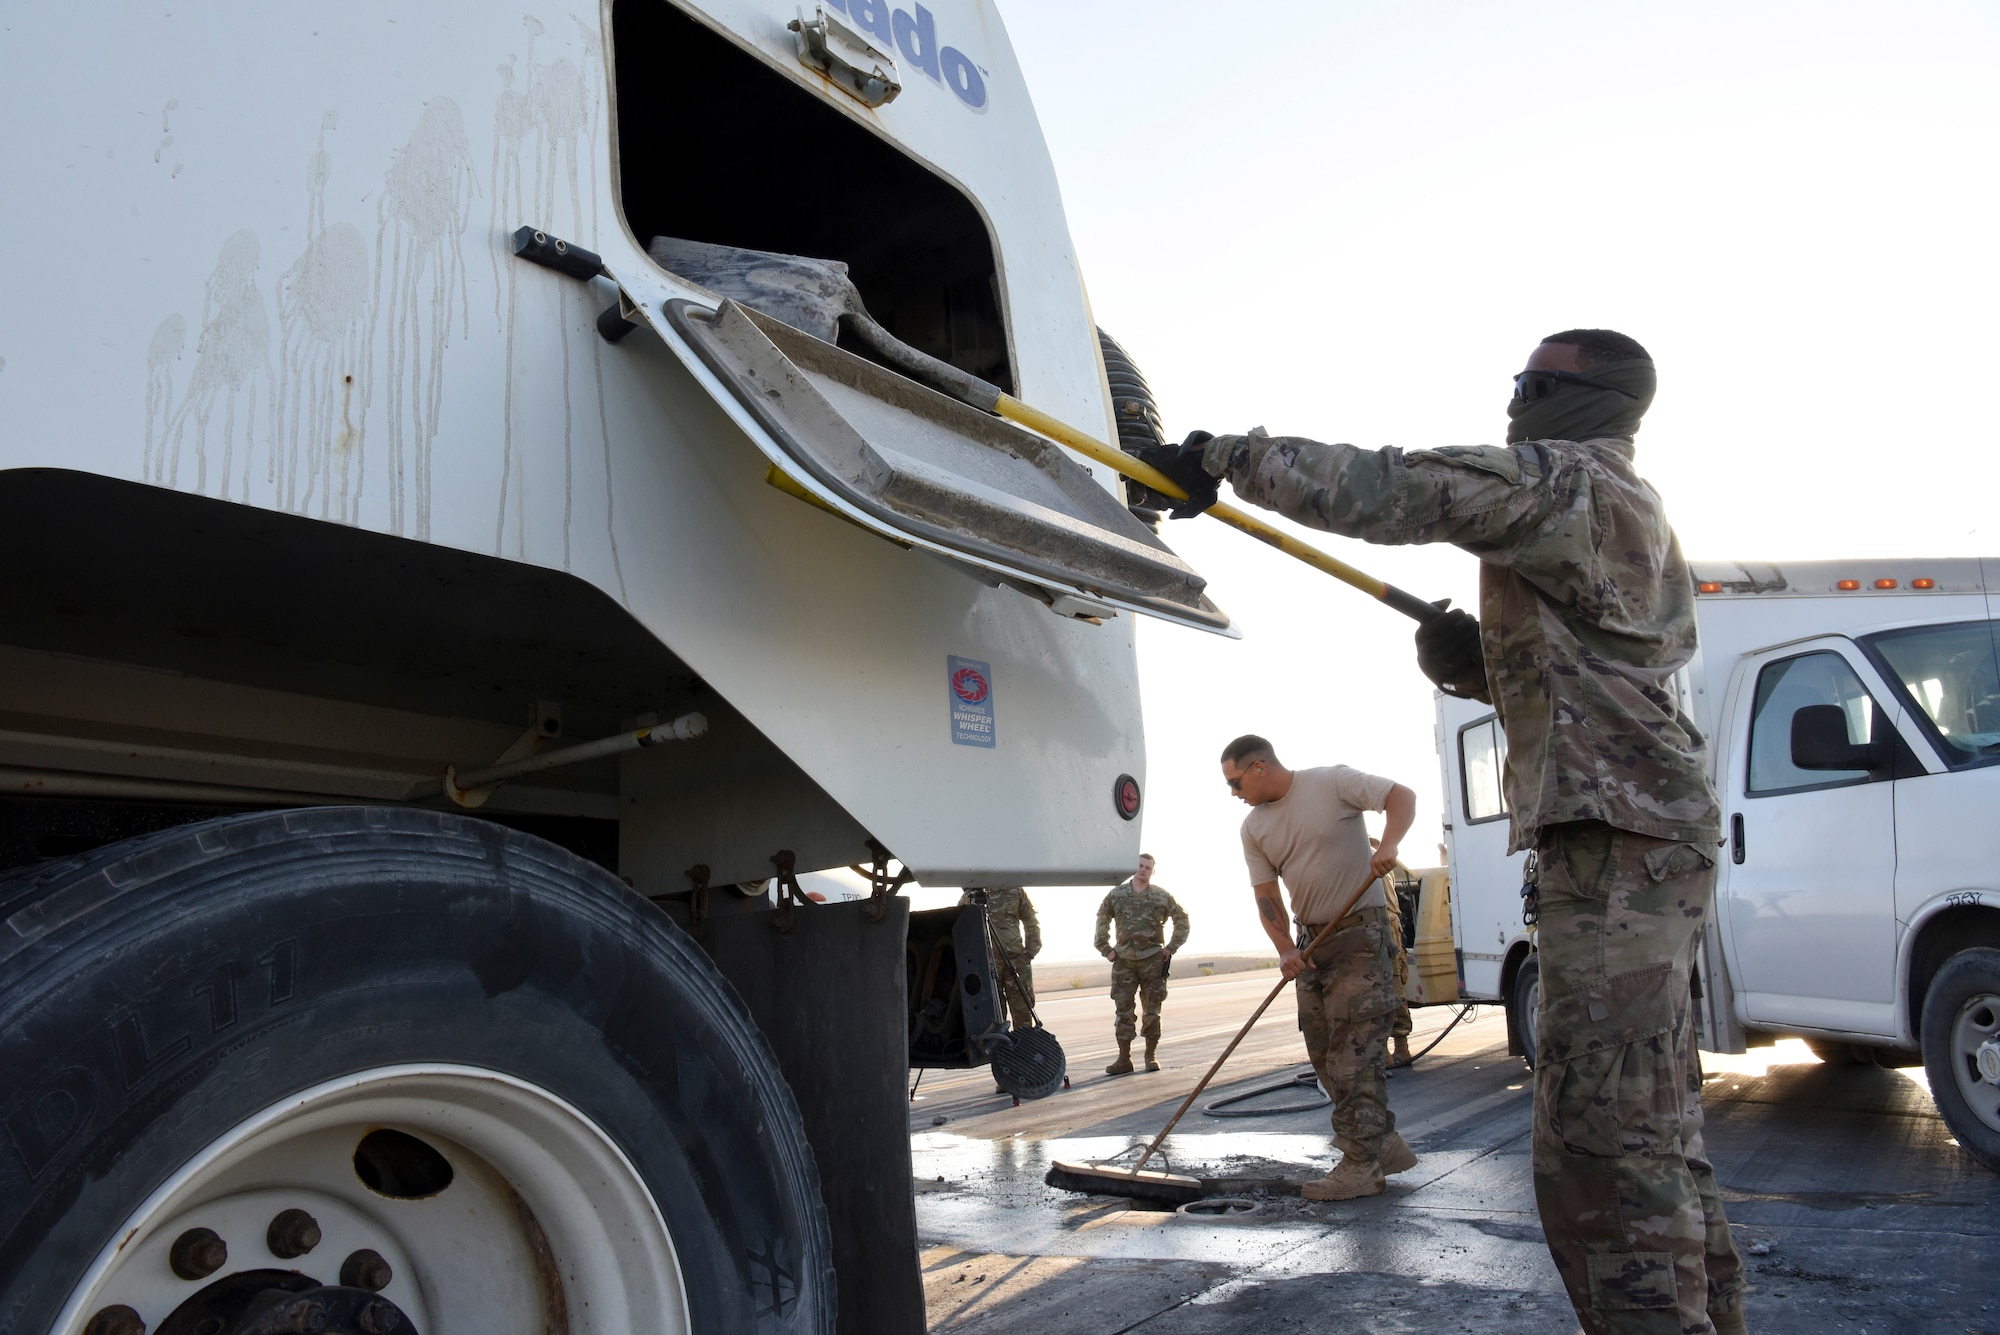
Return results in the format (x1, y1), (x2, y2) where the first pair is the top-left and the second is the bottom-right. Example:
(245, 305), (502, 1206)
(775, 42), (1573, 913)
(1459, 716), (1508, 823)
(1747, 651), (1886, 794)
(612, 3), (1013, 392)
(1864, 619), (2000, 769)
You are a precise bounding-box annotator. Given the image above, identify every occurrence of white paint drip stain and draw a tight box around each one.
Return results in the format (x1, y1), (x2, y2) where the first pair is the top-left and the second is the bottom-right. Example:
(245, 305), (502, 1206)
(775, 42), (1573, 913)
(142, 315), (185, 481)
(276, 112), (371, 522)
(160, 230), (269, 498)
(155, 97), (178, 164)
(376, 97), (474, 540)
(488, 13), (624, 592)
(133, 34), (636, 594)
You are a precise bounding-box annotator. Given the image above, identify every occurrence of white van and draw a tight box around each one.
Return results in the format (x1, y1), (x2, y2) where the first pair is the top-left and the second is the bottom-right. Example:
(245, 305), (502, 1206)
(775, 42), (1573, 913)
(1434, 558), (2000, 1170)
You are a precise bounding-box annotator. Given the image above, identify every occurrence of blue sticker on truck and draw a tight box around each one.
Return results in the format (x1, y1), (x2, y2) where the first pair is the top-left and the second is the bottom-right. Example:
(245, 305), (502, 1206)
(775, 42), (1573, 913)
(948, 656), (995, 748)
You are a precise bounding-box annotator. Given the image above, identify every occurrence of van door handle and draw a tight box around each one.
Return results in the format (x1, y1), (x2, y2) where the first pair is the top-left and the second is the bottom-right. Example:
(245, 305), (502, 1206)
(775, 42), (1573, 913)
(1731, 813), (1745, 865)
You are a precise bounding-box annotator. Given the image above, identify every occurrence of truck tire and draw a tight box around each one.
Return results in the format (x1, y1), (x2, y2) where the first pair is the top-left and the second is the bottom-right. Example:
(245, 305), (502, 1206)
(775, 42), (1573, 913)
(0, 807), (834, 1334)
(1921, 947), (2000, 1173)
(1511, 956), (1540, 1071)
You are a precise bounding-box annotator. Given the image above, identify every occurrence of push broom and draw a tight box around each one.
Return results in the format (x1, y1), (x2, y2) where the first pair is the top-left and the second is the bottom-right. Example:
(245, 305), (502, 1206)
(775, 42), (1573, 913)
(1043, 870), (1384, 1207)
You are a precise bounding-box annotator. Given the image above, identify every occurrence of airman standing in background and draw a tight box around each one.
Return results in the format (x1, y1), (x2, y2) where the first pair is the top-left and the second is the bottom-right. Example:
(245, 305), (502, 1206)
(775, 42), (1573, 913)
(1373, 839), (1417, 1067)
(1094, 854), (1190, 1075)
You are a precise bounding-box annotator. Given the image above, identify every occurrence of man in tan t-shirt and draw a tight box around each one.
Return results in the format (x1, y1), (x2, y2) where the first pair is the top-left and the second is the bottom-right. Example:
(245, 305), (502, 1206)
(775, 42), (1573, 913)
(1222, 733), (1419, 1201)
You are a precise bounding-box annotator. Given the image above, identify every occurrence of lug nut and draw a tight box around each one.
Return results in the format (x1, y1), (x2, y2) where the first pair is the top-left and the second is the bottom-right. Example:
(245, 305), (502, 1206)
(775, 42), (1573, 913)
(360, 1299), (403, 1334)
(340, 1247), (393, 1291)
(288, 1298), (329, 1334)
(266, 1207), (322, 1258)
(83, 1306), (146, 1335)
(169, 1226), (228, 1280)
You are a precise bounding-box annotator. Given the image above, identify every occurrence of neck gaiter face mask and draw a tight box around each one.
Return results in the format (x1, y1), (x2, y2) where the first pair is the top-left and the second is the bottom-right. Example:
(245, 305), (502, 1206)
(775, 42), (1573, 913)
(1505, 357), (1657, 445)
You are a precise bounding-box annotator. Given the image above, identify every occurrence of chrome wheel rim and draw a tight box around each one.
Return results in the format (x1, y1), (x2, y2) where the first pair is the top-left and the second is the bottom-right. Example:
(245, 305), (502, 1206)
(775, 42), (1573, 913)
(54, 1065), (689, 1335)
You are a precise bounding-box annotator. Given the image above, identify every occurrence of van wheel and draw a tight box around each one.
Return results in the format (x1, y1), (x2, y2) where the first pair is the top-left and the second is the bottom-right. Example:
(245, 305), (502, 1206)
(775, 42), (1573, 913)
(1511, 957), (1540, 1071)
(0, 808), (835, 1334)
(1920, 947), (2000, 1173)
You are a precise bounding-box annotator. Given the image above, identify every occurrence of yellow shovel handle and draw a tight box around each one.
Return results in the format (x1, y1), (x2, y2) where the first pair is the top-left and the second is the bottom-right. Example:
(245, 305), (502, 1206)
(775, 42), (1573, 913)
(994, 394), (1437, 623)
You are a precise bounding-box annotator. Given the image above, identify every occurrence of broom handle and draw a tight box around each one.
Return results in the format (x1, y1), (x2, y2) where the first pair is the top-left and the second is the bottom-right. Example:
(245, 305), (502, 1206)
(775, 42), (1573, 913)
(1130, 871), (1384, 1174)
(993, 394), (1441, 624)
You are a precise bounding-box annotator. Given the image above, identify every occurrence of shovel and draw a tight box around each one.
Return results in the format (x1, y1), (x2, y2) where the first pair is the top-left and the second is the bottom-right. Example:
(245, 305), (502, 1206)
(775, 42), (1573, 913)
(639, 236), (1445, 627)
(1042, 871), (1384, 1207)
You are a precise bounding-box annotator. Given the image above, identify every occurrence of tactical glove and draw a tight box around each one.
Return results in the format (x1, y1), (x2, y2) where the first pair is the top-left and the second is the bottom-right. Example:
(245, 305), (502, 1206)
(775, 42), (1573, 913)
(1130, 431), (1221, 519)
(1416, 604), (1491, 703)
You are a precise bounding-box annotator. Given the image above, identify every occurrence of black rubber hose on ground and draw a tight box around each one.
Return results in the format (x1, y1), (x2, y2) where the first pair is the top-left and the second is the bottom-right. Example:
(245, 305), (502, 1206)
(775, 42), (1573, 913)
(1097, 328), (1168, 526)
(1200, 1006), (1480, 1118)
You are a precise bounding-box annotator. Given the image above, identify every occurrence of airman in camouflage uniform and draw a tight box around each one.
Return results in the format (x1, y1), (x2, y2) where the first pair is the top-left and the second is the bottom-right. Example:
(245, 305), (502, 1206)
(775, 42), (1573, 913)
(1094, 853), (1190, 1075)
(1140, 331), (1747, 1334)
(1378, 847), (1416, 1065)
(960, 886), (1041, 1030)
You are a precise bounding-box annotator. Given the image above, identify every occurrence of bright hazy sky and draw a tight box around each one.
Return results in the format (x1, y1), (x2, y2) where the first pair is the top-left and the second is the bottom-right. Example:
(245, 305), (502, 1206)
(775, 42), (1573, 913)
(882, 0), (2000, 962)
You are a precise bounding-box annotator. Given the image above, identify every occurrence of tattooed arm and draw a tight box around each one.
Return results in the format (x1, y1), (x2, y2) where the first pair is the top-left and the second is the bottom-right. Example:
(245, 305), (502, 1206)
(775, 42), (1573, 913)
(1253, 881), (1306, 979)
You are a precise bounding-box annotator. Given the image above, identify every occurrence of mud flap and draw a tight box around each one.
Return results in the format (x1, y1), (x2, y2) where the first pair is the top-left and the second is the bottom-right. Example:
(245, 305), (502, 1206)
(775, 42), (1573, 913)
(661, 897), (924, 1335)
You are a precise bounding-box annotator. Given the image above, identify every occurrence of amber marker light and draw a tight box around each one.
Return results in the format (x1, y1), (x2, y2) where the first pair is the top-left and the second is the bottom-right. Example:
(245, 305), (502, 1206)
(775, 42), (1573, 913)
(1874, 578), (1898, 589)
(1837, 579), (1861, 590)
(1912, 578), (1936, 589)
(1697, 581), (1724, 594)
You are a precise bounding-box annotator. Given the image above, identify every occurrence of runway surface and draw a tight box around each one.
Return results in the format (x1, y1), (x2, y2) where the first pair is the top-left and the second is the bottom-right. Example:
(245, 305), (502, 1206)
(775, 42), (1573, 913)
(909, 970), (2000, 1333)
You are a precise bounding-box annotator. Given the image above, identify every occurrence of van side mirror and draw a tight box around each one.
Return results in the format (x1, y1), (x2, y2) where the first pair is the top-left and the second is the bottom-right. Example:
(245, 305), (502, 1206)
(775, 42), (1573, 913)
(1790, 703), (1885, 771)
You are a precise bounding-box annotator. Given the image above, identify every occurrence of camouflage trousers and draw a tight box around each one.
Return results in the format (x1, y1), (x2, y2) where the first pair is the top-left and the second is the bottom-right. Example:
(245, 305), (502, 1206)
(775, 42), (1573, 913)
(994, 949), (1036, 1030)
(1110, 953), (1170, 1043)
(1532, 821), (1746, 1334)
(1383, 891), (1413, 1041)
(1296, 906), (1398, 1164)
(1390, 941), (1413, 1041)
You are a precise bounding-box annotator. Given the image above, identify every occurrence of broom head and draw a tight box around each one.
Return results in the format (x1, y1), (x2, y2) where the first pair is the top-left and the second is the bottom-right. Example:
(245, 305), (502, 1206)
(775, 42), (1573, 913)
(1045, 1158), (1204, 1206)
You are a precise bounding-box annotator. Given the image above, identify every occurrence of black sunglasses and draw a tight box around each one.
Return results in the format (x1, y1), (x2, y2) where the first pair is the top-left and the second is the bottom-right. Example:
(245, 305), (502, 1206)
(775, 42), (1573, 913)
(1512, 369), (1640, 402)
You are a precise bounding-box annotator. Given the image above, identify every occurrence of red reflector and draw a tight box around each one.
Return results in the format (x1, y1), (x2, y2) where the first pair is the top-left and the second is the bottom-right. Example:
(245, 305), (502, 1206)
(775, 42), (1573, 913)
(1836, 579), (1860, 590)
(1114, 774), (1142, 821)
(1874, 578), (1898, 589)
(1697, 581), (1723, 594)
(1912, 578), (1936, 589)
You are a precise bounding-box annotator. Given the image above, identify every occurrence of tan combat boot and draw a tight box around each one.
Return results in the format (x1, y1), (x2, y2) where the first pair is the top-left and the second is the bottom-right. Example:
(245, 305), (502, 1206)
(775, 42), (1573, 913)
(1143, 1038), (1161, 1072)
(1391, 1035), (1413, 1067)
(1105, 1042), (1134, 1075)
(1300, 1157), (1384, 1201)
(1378, 1132), (1418, 1175)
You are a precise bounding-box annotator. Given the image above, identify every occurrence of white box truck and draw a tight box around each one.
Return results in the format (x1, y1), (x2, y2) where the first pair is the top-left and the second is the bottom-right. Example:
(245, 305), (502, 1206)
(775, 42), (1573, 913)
(1433, 558), (2000, 1171)
(0, 5), (1230, 1332)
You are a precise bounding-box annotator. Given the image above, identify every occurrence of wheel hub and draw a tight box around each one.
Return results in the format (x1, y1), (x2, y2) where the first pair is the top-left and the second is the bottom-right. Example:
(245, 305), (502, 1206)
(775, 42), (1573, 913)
(1977, 1037), (2000, 1085)
(55, 1066), (689, 1335)
(144, 1270), (417, 1335)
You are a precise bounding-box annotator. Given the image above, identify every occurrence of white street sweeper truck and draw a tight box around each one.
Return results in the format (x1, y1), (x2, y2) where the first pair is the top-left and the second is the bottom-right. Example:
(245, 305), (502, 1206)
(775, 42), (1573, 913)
(0, 5), (1236, 1332)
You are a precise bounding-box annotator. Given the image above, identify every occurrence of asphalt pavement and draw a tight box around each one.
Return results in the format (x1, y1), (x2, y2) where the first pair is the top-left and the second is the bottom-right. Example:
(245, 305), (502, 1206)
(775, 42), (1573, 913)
(910, 969), (2000, 1334)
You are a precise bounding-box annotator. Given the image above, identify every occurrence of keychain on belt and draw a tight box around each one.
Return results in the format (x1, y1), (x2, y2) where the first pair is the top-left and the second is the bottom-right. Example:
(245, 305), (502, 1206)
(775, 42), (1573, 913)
(1519, 848), (1541, 928)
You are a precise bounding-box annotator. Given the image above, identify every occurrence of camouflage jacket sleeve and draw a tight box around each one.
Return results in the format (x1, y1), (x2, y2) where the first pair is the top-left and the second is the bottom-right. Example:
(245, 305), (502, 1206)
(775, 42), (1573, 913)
(1199, 432), (1568, 557)
(1165, 893), (1190, 955)
(1019, 892), (1042, 957)
(1093, 891), (1116, 954)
